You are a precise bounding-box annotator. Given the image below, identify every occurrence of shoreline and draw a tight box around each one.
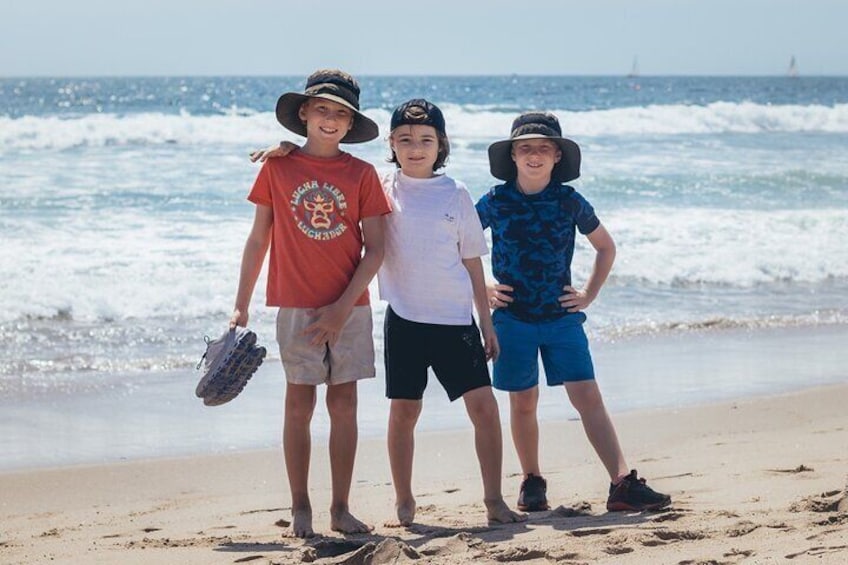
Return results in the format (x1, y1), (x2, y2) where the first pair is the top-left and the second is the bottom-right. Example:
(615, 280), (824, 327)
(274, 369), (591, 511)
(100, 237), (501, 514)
(2, 382), (846, 563)
(2, 323), (847, 473)
(6, 325), (848, 472)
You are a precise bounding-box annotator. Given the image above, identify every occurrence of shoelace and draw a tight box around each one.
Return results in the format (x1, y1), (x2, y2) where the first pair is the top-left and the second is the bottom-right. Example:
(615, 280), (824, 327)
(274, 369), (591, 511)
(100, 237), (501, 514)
(195, 335), (213, 370)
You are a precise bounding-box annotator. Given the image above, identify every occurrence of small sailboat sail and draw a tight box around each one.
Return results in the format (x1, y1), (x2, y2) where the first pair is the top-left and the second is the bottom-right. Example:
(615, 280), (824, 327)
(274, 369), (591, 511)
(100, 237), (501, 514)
(788, 55), (799, 78)
(627, 56), (640, 78)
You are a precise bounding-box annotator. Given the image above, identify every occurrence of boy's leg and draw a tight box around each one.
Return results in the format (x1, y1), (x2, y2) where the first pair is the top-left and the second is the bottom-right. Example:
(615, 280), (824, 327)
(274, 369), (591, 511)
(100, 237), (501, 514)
(283, 382), (318, 538)
(566, 381), (671, 511)
(386, 399), (422, 526)
(491, 312), (547, 511)
(508, 386), (542, 477)
(325, 381), (372, 534)
(563, 380), (628, 482)
(462, 386), (526, 523)
(509, 386), (551, 511)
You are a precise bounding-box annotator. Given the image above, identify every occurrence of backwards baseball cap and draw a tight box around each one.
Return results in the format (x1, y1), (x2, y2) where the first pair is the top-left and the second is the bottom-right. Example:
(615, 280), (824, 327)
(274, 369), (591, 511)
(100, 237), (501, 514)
(390, 99), (446, 136)
(488, 111), (581, 182)
(275, 69), (379, 144)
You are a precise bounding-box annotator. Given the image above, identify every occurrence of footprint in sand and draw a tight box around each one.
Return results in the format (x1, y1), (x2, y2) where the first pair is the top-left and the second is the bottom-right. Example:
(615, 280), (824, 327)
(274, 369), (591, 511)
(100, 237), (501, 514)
(769, 464), (815, 474)
(301, 538), (370, 560)
(487, 546), (549, 561)
(603, 544), (634, 555)
(726, 520), (760, 537)
(652, 529), (707, 542)
(549, 502), (593, 518)
(789, 489), (847, 513)
(570, 527), (613, 538)
(240, 507), (286, 515)
(785, 544), (848, 560)
(724, 548), (754, 558)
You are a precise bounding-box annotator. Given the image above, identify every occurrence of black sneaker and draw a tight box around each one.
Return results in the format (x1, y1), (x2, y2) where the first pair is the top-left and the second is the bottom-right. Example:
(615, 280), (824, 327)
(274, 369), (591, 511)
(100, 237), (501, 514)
(517, 474), (550, 511)
(606, 469), (671, 511)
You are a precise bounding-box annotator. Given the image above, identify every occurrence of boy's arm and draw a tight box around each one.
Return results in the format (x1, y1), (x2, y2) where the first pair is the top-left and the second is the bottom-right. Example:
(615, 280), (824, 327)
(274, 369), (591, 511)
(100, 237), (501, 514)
(559, 223), (616, 312)
(230, 204), (273, 328)
(303, 214), (386, 346)
(249, 141), (299, 163)
(463, 256), (500, 361)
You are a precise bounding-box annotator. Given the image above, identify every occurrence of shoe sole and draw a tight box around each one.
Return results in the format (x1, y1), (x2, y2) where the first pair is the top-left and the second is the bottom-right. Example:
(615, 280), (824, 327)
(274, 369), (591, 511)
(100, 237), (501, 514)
(196, 329), (258, 397)
(196, 329), (264, 406)
(517, 502), (551, 512)
(606, 497), (671, 512)
(202, 345), (266, 406)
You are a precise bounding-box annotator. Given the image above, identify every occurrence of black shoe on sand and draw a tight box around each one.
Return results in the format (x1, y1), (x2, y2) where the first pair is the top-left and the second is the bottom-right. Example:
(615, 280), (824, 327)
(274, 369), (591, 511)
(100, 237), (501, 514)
(517, 474), (550, 511)
(606, 469), (671, 511)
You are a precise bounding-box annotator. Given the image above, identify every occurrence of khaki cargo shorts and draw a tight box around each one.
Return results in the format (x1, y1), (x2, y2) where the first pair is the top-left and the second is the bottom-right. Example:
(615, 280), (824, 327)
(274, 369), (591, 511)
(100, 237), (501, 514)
(276, 306), (376, 385)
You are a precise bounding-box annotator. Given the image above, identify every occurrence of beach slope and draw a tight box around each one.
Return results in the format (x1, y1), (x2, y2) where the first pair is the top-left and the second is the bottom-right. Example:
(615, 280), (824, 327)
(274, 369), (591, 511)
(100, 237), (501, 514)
(1, 384), (846, 564)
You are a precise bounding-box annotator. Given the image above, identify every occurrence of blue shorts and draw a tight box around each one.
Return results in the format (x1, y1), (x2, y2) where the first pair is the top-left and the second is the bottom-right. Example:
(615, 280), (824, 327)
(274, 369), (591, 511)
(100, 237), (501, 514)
(492, 310), (595, 392)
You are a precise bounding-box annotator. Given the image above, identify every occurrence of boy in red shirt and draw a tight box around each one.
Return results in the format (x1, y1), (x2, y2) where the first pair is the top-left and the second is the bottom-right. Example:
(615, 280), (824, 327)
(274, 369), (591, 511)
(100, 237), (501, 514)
(230, 69), (391, 537)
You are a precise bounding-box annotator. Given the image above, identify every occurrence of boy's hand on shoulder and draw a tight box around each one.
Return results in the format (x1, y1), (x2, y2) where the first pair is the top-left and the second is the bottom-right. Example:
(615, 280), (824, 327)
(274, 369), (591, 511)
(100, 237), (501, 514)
(303, 303), (351, 346)
(558, 285), (593, 312)
(487, 283), (514, 310)
(249, 141), (300, 163)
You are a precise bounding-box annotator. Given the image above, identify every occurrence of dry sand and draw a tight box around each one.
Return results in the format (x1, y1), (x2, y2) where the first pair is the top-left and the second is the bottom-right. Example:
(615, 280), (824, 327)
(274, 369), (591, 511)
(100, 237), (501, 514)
(1, 383), (846, 564)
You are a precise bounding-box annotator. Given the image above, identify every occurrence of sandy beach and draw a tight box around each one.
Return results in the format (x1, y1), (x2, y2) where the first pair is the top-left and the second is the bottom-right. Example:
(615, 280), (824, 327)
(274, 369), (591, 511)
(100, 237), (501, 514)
(2, 381), (846, 564)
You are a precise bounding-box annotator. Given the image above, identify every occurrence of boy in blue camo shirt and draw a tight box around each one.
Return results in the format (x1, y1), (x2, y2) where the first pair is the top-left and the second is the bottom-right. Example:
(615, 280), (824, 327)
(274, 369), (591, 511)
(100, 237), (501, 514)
(476, 112), (671, 513)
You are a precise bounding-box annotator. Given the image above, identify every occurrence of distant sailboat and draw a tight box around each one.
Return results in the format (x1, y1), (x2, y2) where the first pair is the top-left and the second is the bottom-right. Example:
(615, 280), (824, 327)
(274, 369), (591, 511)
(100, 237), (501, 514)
(788, 55), (799, 78)
(627, 56), (640, 78)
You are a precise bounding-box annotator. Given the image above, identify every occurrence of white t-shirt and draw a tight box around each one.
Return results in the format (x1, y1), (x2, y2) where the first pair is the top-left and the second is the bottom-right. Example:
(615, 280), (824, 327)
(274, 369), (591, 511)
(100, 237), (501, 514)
(378, 170), (489, 325)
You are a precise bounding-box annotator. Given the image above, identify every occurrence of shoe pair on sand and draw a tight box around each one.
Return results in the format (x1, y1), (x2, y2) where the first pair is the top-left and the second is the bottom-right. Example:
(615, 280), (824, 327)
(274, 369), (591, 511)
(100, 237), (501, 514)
(518, 469), (671, 512)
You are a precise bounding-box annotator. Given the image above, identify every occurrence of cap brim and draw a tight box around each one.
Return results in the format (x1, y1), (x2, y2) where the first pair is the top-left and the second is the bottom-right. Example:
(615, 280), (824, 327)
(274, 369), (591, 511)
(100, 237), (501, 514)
(487, 136), (581, 183)
(275, 92), (379, 144)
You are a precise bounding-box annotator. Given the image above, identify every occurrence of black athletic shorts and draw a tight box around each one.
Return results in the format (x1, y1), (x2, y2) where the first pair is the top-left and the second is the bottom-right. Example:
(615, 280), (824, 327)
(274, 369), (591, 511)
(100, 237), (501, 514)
(383, 305), (492, 401)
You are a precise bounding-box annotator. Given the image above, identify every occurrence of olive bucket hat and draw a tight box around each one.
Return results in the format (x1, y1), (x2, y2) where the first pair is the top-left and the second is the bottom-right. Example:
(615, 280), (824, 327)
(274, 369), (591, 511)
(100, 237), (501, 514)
(275, 69), (379, 144)
(488, 112), (581, 182)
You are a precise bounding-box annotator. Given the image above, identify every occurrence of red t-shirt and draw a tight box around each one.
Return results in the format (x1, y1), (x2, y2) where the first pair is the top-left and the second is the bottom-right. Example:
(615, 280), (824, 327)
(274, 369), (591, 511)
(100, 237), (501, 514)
(248, 150), (391, 308)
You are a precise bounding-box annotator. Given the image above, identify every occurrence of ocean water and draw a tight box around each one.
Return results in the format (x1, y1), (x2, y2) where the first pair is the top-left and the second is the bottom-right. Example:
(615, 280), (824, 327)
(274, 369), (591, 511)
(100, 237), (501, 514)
(2, 76), (847, 470)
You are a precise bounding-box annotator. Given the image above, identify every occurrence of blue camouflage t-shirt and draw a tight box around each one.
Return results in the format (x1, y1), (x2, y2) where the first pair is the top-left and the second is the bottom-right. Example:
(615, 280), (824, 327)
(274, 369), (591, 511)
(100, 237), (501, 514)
(476, 180), (600, 322)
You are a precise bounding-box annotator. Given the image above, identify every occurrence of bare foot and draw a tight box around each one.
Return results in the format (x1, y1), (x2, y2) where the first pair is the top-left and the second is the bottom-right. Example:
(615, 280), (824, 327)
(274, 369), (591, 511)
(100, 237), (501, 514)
(384, 498), (416, 527)
(288, 507), (316, 538)
(330, 508), (373, 534)
(485, 498), (527, 524)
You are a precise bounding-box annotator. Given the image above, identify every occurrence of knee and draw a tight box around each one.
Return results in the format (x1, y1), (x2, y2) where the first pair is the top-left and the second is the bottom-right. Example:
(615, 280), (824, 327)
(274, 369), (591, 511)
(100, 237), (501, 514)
(568, 383), (605, 414)
(285, 400), (315, 423)
(466, 392), (500, 423)
(326, 393), (357, 420)
(510, 394), (537, 419)
(389, 402), (421, 427)
(327, 385), (356, 418)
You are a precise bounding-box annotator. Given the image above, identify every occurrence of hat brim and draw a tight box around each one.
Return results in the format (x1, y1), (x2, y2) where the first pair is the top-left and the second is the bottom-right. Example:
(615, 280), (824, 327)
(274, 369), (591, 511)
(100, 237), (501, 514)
(275, 92), (379, 144)
(488, 134), (581, 183)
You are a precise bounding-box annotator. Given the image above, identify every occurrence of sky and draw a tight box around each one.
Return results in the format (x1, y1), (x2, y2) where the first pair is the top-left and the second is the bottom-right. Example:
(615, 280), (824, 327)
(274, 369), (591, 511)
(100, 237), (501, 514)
(1, 0), (847, 77)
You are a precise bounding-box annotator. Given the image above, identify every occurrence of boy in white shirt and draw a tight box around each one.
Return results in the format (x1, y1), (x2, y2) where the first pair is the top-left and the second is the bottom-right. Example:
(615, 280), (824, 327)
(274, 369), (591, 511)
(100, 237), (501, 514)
(379, 99), (523, 526)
